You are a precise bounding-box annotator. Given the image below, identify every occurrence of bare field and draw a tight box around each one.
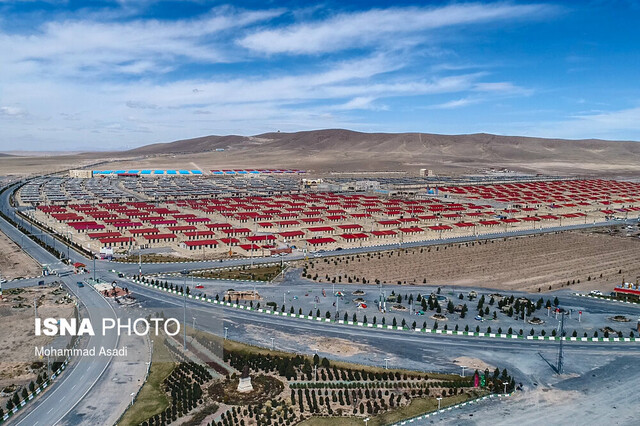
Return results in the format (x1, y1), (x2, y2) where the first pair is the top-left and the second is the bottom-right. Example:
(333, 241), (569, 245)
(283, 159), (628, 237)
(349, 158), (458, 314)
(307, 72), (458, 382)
(0, 229), (41, 280)
(303, 231), (640, 293)
(0, 286), (75, 407)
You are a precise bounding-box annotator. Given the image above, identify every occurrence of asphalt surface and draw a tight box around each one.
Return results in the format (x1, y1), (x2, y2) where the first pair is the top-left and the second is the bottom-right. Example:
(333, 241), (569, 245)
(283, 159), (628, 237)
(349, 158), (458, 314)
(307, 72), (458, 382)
(1, 186), (120, 426)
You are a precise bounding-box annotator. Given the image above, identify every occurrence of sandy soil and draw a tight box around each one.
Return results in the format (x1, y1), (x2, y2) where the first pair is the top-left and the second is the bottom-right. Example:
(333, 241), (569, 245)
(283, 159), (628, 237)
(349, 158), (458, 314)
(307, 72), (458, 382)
(0, 286), (75, 406)
(305, 230), (640, 293)
(243, 324), (369, 357)
(452, 357), (495, 373)
(0, 229), (42, 280)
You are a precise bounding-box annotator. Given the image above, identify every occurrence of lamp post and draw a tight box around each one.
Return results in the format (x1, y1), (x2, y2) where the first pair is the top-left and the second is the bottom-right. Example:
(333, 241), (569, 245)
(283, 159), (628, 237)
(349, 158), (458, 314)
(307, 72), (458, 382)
(270, 337), (275, 351)
(437, 397), (442, 410)
(384, 358), (390, 370)
(224, 327), (228, 340)
(460, 365), (467, 377)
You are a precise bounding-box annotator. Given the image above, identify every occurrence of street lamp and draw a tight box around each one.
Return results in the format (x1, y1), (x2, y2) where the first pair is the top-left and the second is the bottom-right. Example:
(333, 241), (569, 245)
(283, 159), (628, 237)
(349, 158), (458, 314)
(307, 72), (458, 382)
(460, 365), (467, 377)
(383, 358), (390, 370)
(364, 417), (370, 426)
(224, 327), (228, 340)
(130, 392), (136, 406)
(270, 337), (275, 351)
(437, 397), (442, 410)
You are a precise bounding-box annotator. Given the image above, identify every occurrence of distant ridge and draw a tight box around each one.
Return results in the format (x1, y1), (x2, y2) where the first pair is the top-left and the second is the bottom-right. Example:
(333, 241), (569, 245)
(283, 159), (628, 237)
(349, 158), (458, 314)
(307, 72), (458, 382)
(126, 129), (640, 168)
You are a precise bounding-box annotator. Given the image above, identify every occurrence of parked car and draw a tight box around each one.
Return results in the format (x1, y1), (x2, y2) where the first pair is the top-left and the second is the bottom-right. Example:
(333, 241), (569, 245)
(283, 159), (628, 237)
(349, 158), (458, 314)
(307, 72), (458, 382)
(38, 280), (45, 286)
(77, 281), (84, 287)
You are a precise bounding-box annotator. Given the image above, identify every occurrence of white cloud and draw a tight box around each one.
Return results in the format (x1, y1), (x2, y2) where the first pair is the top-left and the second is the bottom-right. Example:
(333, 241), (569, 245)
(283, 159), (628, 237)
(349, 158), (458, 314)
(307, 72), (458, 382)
(430, 97), (480, 109)
(239, 3), (554, 54)
(0, 7), (282, 79)
(473, 81), (531, 95)
(0, 105), (26, 117)
(515, 107), (640, 140)
(0, 4), (561, 150)
(332, 96), (384, 111)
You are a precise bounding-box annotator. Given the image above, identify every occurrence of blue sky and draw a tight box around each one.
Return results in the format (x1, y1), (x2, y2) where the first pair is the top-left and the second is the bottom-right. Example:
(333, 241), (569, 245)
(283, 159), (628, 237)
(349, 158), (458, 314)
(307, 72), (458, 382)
(0, 0), (639, 151)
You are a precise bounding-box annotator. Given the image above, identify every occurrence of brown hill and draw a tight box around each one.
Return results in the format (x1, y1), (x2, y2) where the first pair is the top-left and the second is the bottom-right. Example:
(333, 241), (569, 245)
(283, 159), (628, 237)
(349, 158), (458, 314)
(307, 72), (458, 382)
(124, 129), (640, 175)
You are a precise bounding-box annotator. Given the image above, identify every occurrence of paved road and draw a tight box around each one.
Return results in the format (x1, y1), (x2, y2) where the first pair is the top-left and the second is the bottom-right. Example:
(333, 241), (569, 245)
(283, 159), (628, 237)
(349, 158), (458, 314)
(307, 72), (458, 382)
(127, 278), (638, 352)
(1, 187), (121, 426)
(11, 280), (119, 426)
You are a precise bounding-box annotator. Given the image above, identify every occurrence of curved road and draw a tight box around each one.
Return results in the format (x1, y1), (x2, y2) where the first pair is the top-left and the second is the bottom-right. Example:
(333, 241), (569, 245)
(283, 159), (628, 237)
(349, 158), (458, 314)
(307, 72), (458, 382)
(0, 186), (119, 426)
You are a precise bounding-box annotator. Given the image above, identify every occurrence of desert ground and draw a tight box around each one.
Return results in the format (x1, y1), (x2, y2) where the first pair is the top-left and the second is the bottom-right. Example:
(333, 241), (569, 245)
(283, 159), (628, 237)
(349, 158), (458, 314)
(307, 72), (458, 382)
(0, 229), (42, 280)
(0, 285), (76, 408)
(303, 229), (640, 293)
(3, 129), (640, 177)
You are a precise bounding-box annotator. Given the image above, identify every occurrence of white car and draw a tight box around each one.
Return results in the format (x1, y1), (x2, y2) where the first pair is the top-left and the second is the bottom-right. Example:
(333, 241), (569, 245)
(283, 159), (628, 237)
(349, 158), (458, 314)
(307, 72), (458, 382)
(589, 290), (603, 296)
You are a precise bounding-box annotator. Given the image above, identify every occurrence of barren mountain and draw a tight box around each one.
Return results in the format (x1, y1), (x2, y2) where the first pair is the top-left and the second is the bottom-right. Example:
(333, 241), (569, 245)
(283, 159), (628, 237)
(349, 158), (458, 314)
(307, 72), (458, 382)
(124, 129), (640, 176)
(2, 130), (639, 177)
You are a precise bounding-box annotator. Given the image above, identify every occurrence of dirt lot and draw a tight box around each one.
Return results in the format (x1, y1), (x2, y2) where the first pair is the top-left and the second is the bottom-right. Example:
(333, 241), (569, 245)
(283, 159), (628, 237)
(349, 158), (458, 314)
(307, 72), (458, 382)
(303, 230), (640, 293)
(0, 285), (76, 407)
(0, 229), (41, 280)
(243, 324), (371, 357)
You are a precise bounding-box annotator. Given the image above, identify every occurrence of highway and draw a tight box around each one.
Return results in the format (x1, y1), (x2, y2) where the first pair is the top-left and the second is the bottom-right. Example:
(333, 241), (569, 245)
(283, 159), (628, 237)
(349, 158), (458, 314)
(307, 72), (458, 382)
(1, 186), (120, 426)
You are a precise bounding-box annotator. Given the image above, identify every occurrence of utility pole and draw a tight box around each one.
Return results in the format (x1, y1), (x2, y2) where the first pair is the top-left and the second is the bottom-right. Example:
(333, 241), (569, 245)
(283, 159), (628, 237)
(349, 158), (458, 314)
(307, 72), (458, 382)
(556, 311), (565, 374)
(34, 297), (38, 319)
